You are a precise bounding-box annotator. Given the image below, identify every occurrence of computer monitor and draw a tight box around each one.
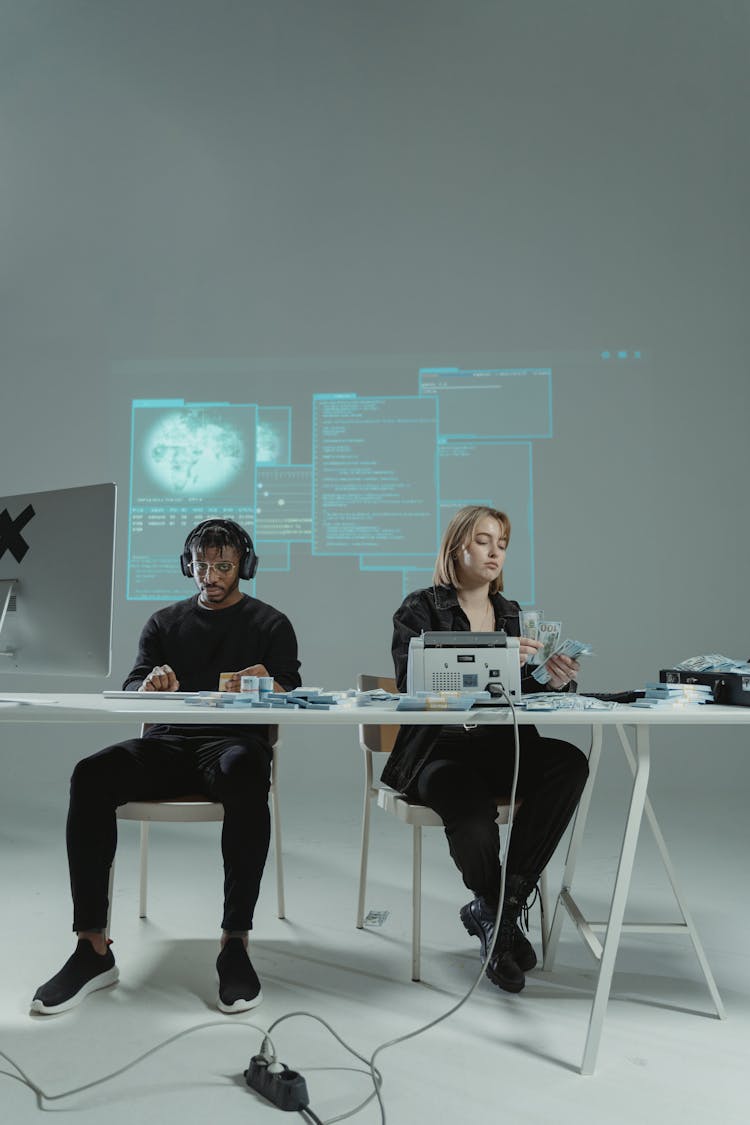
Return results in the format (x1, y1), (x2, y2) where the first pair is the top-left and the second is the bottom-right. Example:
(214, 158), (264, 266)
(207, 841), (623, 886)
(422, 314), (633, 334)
(0, 482), (116, 677)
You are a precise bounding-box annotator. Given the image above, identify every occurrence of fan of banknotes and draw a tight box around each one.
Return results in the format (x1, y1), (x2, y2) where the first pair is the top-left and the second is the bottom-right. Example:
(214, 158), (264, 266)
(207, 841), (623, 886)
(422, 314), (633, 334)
(520, 610), (594, 685)
(519, 693), (616, 711)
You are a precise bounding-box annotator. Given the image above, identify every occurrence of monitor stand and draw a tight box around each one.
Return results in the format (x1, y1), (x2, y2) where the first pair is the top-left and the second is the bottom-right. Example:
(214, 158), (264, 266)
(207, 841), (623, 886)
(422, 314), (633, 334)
(0, 578), (17, 657)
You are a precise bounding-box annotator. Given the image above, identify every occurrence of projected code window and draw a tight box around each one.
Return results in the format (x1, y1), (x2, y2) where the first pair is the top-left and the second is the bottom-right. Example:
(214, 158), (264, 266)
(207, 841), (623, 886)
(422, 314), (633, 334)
(359, 552), (435, 571)
(402, 567), (434, 599)
(313, 395), (438, 555)
(128, 399), (257, 600)
(255, 466), (312, 541)
(439, 442), (534, 605)
(253, 541), (291, 572)
(420, 368), (552, 439)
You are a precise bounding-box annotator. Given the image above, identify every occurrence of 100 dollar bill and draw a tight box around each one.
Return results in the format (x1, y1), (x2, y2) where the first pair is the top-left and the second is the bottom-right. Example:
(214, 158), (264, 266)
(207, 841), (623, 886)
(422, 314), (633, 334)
(531, 620), (561, 665)
(520, 609), (543, 641)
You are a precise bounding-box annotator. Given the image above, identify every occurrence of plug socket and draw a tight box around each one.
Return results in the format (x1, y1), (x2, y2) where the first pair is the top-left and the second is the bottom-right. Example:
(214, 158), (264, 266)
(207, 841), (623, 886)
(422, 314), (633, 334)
(244, 1055), (309, 1111)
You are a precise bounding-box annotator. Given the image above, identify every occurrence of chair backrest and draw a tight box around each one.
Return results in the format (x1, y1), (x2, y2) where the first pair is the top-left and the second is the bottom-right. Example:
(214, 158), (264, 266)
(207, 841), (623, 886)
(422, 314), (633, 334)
(357, 673), (399, 755)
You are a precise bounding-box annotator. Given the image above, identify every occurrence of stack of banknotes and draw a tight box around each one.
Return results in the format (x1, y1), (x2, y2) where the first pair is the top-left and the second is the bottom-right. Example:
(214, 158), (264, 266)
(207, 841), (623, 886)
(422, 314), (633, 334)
(632, 682), (714, 708)
(674, 654), (750, 674)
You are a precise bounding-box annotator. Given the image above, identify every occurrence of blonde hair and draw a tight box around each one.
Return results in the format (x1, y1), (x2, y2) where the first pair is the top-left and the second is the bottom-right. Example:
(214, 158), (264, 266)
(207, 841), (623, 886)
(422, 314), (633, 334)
(432, 505), (511, 593)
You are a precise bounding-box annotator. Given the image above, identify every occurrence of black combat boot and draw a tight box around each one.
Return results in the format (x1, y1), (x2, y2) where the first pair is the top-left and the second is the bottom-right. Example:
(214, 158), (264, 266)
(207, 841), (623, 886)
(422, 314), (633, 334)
(459, 874), (539, 994)
(501, 874), (539, 974)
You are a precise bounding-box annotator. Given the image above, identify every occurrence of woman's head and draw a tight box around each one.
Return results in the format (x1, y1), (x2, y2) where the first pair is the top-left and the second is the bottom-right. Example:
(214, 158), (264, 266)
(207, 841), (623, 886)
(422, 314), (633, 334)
(433, 505), (511, 593)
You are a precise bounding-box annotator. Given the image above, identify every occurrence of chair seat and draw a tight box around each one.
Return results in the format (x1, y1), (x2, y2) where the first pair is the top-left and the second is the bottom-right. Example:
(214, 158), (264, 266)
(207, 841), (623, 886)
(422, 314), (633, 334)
(376, 784), (519, 828)
(376, 786), (444, 827)
(117, 798), (223, 823)
(107, 724), (284, 931)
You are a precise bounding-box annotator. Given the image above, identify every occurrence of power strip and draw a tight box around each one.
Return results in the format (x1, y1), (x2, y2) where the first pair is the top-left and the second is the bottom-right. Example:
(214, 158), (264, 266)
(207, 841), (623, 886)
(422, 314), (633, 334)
(244, 1054), (310, 1111)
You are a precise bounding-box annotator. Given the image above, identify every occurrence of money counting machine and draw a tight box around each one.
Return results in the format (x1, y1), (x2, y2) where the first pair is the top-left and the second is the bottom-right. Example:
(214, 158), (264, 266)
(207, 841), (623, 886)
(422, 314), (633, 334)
(407, 631), (522, 703)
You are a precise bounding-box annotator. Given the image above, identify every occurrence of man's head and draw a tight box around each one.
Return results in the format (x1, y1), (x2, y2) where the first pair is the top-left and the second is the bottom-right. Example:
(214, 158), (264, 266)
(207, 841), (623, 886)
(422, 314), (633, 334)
(181, 520), (257, 610)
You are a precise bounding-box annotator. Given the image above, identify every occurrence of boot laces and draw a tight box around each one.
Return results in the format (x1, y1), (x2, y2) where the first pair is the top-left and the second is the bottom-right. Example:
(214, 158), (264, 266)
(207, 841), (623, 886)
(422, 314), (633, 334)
(517, 884), (540, 933)
(496, 910), (518, 952)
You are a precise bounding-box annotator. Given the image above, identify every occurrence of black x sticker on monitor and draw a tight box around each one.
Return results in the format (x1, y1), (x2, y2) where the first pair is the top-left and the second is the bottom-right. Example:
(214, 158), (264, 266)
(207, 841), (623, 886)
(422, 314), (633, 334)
(0, 504), (35, 563)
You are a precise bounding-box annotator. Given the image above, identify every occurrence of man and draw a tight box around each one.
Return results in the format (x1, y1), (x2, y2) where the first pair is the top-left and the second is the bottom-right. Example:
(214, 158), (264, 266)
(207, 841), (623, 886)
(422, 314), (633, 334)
(32, 518), (301, 1015)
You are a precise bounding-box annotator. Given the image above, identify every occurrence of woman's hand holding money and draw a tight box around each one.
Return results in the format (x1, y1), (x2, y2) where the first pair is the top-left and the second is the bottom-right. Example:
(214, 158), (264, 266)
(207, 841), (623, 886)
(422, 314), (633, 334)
(545, 653), (580, 690)
(519, 637), (543, 666)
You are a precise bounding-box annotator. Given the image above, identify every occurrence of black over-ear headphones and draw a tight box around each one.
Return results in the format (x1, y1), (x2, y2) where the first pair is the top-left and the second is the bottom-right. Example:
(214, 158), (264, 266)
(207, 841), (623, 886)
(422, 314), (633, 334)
(180, 518), (259, 580)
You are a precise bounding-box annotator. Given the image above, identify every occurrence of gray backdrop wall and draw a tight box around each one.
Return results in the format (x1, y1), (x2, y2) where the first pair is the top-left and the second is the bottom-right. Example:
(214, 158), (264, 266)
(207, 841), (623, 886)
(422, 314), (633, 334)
(1, 0), (748, 824)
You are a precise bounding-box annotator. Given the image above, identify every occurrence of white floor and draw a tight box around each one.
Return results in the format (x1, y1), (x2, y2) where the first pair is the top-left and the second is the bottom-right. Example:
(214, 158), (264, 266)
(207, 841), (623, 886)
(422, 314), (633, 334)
(1, 776), (749, 1125)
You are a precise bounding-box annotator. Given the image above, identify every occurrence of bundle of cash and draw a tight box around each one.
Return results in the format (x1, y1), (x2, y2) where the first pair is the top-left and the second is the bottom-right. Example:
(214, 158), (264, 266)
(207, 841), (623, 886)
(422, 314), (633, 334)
(521, 610), (593, 684)
(674, 654), (750, 674)
(531, 637), (593, 684)
(633, 681), (714, 708)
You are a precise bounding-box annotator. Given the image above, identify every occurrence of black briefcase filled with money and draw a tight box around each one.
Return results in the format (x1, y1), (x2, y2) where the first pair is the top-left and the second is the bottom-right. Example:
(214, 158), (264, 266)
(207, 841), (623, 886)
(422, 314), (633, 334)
(659, 668), (750, 707)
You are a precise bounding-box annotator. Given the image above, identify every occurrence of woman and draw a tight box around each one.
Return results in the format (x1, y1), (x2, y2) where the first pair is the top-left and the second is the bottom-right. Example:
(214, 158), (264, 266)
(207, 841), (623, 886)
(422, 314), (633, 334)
(382, 505), (589, 993)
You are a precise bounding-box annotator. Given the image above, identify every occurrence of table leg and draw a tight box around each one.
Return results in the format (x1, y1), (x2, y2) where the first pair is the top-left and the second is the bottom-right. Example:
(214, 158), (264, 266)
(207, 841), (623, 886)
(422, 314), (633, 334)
(614, 724), (725, 1020)
(580, 724), (650, 1075)
(545, 724), (603, 969)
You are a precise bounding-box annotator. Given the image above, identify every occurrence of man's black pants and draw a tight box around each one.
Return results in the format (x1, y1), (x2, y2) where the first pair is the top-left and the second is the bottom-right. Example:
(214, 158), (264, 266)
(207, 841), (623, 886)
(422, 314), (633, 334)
(66, 732), (272, 933)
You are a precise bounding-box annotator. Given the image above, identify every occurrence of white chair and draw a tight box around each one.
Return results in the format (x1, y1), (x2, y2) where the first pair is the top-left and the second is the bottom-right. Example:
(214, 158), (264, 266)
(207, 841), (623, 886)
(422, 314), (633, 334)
(356, 674), (549, 981)
(106, 725), (284, 933)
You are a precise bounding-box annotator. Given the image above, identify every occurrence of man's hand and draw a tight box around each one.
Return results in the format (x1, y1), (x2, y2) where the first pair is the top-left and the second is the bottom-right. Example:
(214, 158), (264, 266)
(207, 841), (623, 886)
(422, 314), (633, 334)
(544, 654), (580, 691)
(519, 637), (543, 667)
(139, 665), (180, 692)
(223, 664), (280, 693)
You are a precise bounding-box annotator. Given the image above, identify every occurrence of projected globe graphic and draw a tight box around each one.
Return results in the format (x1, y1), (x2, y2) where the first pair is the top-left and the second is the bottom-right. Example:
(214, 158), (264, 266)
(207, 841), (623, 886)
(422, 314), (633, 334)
(256, 420), (283, 464)
(145, 412), (246, 494)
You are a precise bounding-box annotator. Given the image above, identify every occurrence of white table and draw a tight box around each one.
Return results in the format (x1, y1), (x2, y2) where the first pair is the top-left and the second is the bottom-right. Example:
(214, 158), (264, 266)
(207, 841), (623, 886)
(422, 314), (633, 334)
(2, 692), (749, 1073)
